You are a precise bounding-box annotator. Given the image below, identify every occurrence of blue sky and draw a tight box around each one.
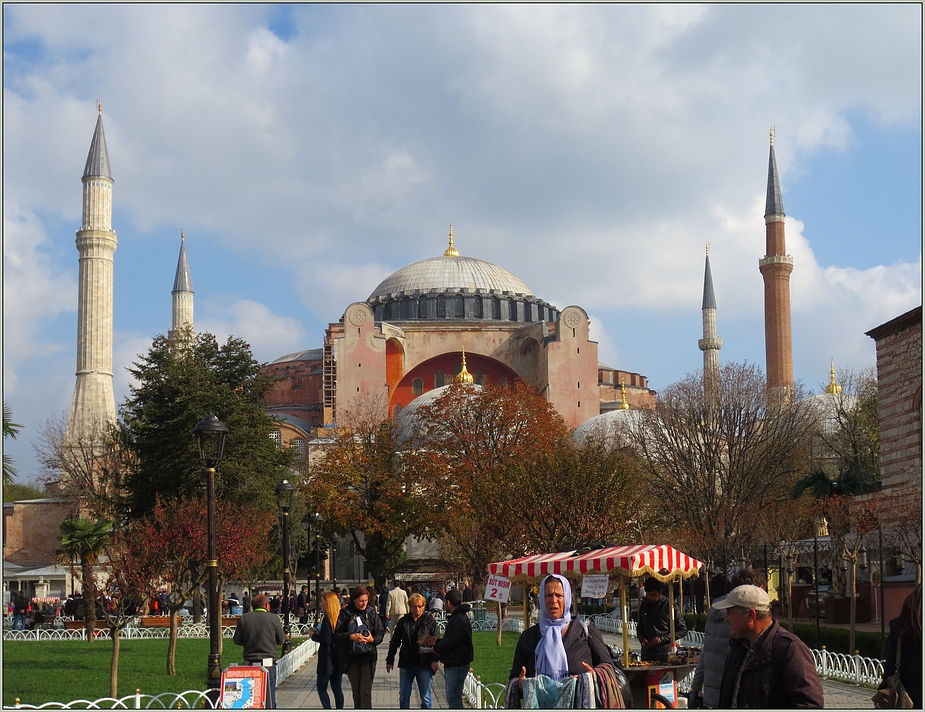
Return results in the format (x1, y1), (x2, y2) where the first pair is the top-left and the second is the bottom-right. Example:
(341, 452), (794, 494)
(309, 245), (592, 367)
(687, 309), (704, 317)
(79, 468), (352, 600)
(3, 4), (921, 485)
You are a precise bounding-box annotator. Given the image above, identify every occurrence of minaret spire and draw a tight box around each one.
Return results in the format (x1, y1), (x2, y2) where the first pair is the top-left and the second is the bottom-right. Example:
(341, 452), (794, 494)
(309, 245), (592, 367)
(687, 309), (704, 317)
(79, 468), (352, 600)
(698, 246), (722, 403)
(168, 230), (195, 345)
(68, 106), (118, 439)
(760, 129), (794, 388)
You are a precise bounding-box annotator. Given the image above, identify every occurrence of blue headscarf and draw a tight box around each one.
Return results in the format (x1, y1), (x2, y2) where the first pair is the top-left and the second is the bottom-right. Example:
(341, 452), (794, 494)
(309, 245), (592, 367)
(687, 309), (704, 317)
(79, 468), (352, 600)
(534, 574), (572, 679)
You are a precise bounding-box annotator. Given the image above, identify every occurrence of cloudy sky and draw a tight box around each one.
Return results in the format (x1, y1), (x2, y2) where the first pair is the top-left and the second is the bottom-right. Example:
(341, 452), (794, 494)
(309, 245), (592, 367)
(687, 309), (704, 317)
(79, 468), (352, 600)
(3, 4), (921, 484)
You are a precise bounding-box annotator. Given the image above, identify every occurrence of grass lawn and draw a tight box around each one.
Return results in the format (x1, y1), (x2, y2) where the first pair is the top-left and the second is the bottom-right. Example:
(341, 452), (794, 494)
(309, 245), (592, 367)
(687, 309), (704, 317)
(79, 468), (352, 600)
(470, 631), (521, 686)
(2, 637), (255, 707)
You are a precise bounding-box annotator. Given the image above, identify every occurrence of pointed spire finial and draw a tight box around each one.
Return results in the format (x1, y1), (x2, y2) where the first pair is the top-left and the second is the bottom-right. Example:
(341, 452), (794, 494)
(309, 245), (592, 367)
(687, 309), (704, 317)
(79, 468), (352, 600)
(619, 378), (630, 410)
(824, 359), (842, 395)
(181, 229), (185, 241)
(770, 126), (774, 146)
(705, 242), (709, 256)
(98, 99), (103, 115)
(455, 347), (474, 384)
(444, 223), (459, 257)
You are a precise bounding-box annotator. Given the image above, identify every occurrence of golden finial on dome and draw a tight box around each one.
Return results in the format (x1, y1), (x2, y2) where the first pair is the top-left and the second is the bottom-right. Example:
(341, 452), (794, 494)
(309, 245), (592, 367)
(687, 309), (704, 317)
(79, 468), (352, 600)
(455, 347), (474, 384)
(824, 359), (842, 395)
(619, 378), (630, 410)
(444, 223), (459, 257)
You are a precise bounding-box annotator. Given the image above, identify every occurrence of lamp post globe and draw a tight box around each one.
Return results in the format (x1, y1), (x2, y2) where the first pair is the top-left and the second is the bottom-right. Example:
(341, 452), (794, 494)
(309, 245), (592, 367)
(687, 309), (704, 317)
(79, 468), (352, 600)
(275, 479), (297, 656)
(192, 414), (228, 700)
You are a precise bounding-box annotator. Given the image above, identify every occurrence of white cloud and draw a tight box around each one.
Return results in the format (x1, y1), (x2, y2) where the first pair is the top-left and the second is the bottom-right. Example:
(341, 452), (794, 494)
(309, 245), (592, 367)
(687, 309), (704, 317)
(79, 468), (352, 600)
(198, 300), (308, 364)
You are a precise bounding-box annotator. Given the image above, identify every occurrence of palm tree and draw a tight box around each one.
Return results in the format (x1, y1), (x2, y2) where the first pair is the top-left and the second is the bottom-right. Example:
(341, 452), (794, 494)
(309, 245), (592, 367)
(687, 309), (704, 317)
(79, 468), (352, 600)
(59, 518), (113, 638)
(3, 401), (22, 484)
(791, 465), (878, 500)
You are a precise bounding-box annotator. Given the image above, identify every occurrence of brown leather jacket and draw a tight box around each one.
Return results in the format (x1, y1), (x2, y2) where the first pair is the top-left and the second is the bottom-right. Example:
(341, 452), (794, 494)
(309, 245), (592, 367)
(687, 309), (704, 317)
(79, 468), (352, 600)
(718, 619), (824, 708)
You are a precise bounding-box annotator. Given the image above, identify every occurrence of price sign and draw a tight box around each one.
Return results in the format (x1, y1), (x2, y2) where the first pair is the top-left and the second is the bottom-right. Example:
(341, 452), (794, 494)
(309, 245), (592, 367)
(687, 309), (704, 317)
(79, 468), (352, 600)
(581, 574), (609, 599)
(485, 574), (512, 603)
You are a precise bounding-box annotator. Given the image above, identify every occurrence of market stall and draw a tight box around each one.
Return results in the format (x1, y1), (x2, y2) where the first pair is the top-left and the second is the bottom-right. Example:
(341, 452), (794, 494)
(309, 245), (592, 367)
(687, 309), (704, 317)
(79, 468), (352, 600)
(489, 545), (704, 678)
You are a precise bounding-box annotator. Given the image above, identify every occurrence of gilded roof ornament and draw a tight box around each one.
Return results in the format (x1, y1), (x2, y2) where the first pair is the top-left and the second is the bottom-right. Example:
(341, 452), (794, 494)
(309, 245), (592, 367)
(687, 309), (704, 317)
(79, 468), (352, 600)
(705, 242), (709, 256)
(98, 99), (103, 115)
(444, 223), (459, 257)
(455, 347), (474, 384)
(770, 126), (774, 146)
(824, 359), (842, 395)
(619, 378), (630, 410)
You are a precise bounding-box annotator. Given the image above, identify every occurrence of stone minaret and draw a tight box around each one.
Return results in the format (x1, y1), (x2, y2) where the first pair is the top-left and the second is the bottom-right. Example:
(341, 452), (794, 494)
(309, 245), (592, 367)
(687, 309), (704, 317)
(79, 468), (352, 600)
(67, 102), (117, 436)
(698, 244), (722, 402)
(167, 230), (194, 344)
(760, 128), (794, 388)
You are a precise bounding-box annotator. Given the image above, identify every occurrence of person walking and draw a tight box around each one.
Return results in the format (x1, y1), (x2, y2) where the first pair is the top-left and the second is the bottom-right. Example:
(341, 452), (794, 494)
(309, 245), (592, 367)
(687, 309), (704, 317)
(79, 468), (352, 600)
(312, 591), (347, 709)
(387, 580), (410, 630)
(636, 577), (687, 662)
(335, 585), (385, 709)
(877, 583), (921, 708)
(297, 585), (310, 625)
(426, 589), (473, 708)
(715, 585), (824, 708)
(688, 568), (766, 709)
(233, 593), (285, 709)
(387, 593), (440, 708)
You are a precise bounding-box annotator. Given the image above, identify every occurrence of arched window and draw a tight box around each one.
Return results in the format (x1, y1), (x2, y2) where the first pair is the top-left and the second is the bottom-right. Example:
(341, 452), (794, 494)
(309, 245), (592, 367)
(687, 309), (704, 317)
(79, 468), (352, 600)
(270, 430), (282, 449)
(455, 295), (465, 318)
(508, 300), (518, 321)
(412, 377), (424, 396)
(524, 303), (533, 322)
(436, 296), (446, 318)
(492, 297), (501, 320)
(473, 296), (483, 319)
(435, 371), (445, 388)
(400, 299), (411, 319)
(419, 299), (428, 319)
(291, 437), (306, 460)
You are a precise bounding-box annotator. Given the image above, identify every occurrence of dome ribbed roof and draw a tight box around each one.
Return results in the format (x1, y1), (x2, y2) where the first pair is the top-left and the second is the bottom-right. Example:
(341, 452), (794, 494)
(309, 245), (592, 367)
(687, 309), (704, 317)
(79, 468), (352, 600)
(369, 255), (532, 301)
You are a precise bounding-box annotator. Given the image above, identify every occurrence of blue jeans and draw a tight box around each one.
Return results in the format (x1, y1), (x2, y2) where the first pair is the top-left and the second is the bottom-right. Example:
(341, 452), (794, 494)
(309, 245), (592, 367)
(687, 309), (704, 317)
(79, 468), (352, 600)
(399, 666), (433, 709)
(443, 665), (467, 709)
(317, 671), (345, 709)
(265, 663), (278, 709)
(13, 614), (26, 631)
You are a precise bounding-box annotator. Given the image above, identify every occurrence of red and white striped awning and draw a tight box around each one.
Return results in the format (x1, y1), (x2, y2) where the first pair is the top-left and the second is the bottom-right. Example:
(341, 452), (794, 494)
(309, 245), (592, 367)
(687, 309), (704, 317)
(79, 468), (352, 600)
(488, 544), (704, 582)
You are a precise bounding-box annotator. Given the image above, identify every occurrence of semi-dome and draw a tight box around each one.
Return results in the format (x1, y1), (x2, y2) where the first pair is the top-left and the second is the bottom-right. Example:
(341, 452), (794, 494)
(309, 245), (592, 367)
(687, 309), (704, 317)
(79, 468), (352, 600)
(572, 408), (641, 446)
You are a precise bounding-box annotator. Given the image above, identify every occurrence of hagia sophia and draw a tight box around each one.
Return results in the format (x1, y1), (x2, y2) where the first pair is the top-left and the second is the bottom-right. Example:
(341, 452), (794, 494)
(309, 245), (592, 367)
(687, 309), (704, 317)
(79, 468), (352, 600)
(3, 108), (919, 613)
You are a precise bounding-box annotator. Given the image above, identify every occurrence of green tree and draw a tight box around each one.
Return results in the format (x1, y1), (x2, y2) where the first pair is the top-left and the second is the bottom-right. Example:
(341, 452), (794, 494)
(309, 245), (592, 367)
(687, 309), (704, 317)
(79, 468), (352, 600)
(121, 330), (293, 518)
(3, 401), (22, 484)
(3, 482), (45, 503)
(59, 517), (113, 639)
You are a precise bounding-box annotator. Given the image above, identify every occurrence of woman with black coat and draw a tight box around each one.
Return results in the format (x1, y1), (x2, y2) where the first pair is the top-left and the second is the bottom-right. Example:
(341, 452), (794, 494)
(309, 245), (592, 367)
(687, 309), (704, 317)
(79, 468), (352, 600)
(386, 593), (440, 708)
(879, 583), (922, 708)
(312, 591), (347, 708)
(334, 585), (386, 709)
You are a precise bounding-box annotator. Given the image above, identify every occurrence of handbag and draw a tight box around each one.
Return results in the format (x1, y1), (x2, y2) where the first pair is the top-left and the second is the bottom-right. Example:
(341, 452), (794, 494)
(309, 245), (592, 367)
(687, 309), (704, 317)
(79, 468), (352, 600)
(872, 636), (914, 709)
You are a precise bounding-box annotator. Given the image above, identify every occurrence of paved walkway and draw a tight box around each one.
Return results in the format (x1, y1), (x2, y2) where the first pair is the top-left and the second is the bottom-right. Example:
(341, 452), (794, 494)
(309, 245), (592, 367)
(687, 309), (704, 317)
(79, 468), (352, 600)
(277, 628), (876, 709)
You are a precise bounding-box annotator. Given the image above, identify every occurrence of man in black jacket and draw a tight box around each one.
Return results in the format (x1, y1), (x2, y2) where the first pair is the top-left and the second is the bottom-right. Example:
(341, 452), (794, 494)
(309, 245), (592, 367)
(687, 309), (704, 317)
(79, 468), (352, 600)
(425, 589), (473, 708)
(636, 577), (687, 662)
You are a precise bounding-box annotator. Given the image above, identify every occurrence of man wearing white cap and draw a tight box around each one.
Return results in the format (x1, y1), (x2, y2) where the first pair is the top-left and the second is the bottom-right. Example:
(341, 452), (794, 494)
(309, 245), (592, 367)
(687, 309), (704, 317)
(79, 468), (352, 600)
(714, 585), (823, 708)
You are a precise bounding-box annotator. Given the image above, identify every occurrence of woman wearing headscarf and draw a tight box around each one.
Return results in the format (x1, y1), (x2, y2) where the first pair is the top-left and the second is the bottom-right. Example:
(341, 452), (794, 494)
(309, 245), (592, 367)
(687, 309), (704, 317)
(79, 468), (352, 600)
(509, 574), (612, 679)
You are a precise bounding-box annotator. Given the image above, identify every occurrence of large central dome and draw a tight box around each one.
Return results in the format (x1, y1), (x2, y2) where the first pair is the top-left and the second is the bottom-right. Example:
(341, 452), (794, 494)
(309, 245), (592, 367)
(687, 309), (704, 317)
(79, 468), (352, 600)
(368, 254), (532, 301)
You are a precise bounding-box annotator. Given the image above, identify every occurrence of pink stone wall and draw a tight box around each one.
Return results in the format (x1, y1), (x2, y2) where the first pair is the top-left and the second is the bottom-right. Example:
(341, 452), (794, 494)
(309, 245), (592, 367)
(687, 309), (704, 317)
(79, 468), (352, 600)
(3, 500), (73, 564)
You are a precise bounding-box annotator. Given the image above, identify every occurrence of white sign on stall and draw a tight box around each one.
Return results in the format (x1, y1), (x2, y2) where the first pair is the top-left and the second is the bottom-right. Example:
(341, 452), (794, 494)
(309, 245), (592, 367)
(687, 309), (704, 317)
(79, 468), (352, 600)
(485, 574), (512, 603)
(581, 574), (609, 599)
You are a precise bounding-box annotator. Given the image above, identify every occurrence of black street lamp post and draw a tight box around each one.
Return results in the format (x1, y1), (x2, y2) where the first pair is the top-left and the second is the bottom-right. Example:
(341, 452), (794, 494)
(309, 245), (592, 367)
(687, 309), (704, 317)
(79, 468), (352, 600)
(192, 414), (229, 701)
(275, 479), (296, 656)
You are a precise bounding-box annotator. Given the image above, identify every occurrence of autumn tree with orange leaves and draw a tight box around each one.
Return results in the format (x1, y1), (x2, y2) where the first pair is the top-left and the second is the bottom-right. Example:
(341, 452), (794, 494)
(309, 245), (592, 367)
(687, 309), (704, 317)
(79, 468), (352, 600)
(301, 395), (446, 587)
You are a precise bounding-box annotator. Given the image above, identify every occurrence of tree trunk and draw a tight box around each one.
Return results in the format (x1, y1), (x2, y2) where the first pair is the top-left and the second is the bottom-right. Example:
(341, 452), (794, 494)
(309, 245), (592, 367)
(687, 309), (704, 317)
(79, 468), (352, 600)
(110, 626), (120, 698)
(168, 609), (179, 675)
(192, 588), (203, 624)
(82, 558), (97, 640)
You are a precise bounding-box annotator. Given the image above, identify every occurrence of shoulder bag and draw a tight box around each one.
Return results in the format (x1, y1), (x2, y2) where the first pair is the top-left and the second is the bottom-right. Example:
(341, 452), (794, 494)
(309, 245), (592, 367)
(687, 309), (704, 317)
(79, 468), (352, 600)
(872, 636), (914, 709)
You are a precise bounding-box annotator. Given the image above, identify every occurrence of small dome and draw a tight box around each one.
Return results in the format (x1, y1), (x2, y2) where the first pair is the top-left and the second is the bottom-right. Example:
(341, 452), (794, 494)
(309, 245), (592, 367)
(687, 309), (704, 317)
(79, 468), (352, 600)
(573, 409), (640, 445)
(397, 383), (483, 442)
(369, 255), (532, 301)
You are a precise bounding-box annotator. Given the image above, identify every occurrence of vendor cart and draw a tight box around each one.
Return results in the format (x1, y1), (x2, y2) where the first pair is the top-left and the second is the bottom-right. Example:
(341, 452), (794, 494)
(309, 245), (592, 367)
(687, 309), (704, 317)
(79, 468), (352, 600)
(489, 544), (704, 708)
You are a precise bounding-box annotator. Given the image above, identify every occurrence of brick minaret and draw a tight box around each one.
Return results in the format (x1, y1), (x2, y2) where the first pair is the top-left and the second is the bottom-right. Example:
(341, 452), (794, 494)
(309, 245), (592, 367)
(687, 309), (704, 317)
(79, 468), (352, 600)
(67, 102), (117, 436)
(168, 230), (194, 344)
(698, 244), (722, 403)
(759, 129), (794, 388)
